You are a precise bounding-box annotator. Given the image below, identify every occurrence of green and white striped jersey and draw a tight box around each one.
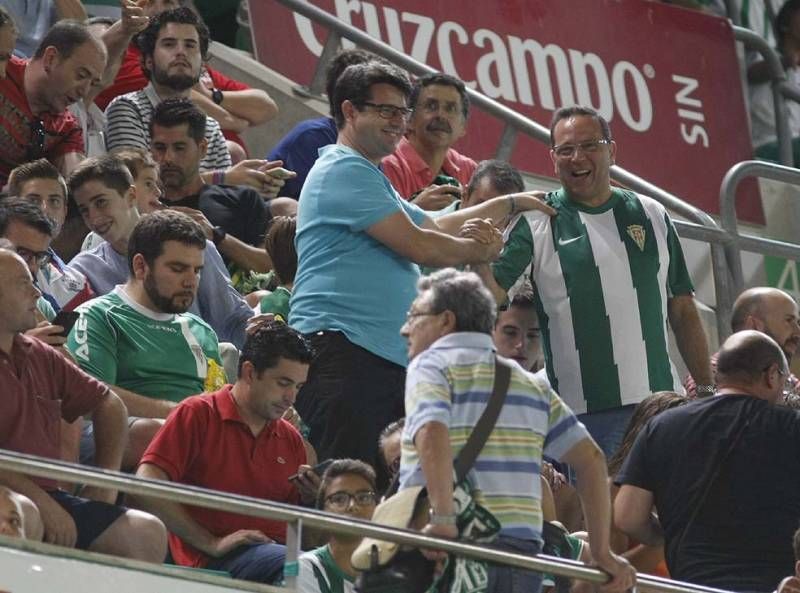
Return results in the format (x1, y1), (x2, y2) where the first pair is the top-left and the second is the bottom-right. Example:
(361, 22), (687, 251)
(492, 188), (693, 413)
(296, 545), (355, 593)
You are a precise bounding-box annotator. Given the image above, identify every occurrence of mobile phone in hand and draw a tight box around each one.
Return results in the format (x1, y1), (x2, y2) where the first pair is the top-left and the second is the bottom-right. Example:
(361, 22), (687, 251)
(51, 310), (79, 337)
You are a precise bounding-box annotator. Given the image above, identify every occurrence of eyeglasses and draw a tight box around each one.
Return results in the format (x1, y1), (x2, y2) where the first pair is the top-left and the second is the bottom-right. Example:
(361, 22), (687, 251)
(26, 119), (46, 161)
(16, 247), (52, 269)
(552, 139), (610, 159)
(359, 101), (413, 120)
(418, 98), (462, 117)
(405, 310), (438, 323)
(324, 490), (376, 510)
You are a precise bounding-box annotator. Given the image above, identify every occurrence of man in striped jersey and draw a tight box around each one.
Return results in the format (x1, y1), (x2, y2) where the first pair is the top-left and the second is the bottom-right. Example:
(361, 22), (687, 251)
(399, 269), (635, 593)
(480, 106), (712, 458)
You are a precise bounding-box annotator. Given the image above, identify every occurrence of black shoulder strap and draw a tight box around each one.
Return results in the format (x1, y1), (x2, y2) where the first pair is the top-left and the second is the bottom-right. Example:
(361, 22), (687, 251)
(453, 356), (512, 483)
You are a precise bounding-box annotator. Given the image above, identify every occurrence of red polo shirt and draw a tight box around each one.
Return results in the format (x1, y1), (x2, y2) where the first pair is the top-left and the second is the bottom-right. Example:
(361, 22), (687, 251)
(0, 334), (108, 490)
(382, 136), (477, 199)
(140, 385), (306, 568)
(0, 57), (84, 185)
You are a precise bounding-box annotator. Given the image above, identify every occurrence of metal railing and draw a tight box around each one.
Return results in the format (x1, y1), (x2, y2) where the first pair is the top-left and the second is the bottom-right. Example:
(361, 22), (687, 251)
(720, 160), (800, 294)
(271, 0), (737, 341)
(0, 449), (736, 593)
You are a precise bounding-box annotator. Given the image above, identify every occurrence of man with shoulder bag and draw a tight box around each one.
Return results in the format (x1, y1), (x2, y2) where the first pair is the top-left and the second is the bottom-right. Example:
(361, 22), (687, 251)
(353, 269), (635, 593)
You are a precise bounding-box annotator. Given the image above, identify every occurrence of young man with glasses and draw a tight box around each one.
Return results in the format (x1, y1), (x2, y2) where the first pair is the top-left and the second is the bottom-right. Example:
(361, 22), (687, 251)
(0, 20), (106, 186)
(477, 105), (712, 459)
(295, 459), (377, 593)
(383, 73), (477, 210)
(135, 322), (319, 586)
(291, 60), (553, 482)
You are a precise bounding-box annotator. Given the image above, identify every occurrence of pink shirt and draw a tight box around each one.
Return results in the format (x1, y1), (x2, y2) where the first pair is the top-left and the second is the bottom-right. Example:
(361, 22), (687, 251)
(0, 334), (108, 489)
(382, 137), (477, 199)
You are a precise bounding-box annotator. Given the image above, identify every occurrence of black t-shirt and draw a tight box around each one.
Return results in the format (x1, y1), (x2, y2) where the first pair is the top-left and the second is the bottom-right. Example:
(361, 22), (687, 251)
(617, 395), (800, 593)
(168, 184), (270, 247)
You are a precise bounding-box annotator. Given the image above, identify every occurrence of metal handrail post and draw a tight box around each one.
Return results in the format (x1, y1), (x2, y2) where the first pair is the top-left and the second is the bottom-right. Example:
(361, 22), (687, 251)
(720, 160), (800, 296)
(733, 26), (793, 166)
(0, 450), (735, 593)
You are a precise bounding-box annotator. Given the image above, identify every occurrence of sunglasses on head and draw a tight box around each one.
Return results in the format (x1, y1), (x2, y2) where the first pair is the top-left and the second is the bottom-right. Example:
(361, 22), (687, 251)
(26, 119), (46, 161)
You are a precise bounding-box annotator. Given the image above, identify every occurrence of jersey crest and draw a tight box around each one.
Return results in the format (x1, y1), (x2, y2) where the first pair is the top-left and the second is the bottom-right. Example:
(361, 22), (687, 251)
(626, 224), (646, 251)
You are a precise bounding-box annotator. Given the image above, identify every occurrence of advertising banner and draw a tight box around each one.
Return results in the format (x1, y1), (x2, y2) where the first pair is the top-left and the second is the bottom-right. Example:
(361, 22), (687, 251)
(250, 0), (762, 222)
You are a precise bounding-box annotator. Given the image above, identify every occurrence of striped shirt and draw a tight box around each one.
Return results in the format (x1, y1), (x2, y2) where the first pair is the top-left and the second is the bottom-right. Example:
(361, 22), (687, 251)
(104, 84), (231, 171)
(399, 332), (589, 541)
(492, 188), (692, 414)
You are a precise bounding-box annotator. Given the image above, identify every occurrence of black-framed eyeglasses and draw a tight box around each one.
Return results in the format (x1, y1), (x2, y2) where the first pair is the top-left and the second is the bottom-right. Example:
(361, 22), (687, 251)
(324, 490), (377, 510)
(359, 101), (413, 120)
(26, 119), (46, 161)
(552, 139), (610, 159)
(16, 247), (52, 269)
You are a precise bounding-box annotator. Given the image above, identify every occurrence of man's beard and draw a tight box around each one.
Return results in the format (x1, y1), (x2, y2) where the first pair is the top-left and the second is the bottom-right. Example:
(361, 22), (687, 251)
(152, 67), (198, 92)
(143, 271), (194, 314)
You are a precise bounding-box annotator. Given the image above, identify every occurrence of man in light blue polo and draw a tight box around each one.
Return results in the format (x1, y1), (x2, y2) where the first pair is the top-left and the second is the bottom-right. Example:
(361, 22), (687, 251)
(290, 61), (551, 473)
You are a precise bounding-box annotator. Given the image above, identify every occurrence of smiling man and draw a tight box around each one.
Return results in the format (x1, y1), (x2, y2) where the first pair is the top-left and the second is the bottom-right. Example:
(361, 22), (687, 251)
(383, 73), (476, 210)
(479, 105), (712, 458)
(135, 322), (317, 586)
(0, 19), (106, 185)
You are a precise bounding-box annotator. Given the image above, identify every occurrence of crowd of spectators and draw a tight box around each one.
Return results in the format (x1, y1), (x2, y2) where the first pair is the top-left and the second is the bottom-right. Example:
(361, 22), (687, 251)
(0, 2), (798, 593)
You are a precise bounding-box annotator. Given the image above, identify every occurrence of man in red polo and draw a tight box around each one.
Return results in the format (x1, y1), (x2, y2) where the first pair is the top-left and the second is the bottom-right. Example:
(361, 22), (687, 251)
(0, 247), (167, 561)
(136, 322), (318, 585)
(0, 20), (106, 185)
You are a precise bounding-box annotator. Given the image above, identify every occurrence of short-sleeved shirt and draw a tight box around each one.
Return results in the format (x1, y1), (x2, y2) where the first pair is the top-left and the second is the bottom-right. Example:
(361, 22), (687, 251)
(0, 57), (84, 185)
(295, 544), (355, 593)
(290, 144), (428, 367)
(492, 188), (693, 414)
(36, 250), (95, 313)
(68, 240), (251, 348)
(399, 332), (589, 541)
(140, 385), (306, 568)
(616, 395), (800, 592)
(66, 286), (224, 402)
(4, 1), (57, 58)
(166, 183), (270, 249)
(382, 137), (477, 200)
(104, 84), (231, 171)
(267, 116), (338, 199)
(0, 334), (108, 489)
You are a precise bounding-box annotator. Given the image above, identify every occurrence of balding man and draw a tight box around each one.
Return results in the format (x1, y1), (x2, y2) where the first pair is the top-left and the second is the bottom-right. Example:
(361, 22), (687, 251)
(0, 248), (167, 561)
(615, 330), (800, 593)
(685, 287), (800, 406)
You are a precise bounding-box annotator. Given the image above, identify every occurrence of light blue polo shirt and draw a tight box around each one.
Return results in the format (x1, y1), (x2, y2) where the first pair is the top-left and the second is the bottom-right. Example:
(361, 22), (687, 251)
(290, 144), (428, 367)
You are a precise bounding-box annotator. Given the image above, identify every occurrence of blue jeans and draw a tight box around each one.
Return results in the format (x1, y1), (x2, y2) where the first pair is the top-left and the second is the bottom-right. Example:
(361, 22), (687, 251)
(577, 404), (636, 459)
(206, 542), (286, 585)
(486, 536), (543, 593)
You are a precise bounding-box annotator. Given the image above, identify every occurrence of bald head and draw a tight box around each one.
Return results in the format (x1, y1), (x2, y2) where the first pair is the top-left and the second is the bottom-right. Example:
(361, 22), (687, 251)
(716, 330), (788, 402)
(0, 248), (41, 338)
(730, 287), (800, 361)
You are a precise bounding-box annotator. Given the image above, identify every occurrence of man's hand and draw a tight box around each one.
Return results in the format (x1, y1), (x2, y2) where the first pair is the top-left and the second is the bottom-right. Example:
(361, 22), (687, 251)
(291, 464), (321, 506)
(470, 226), (504, 263)
(79, 485), (118, 505)
(120, 0), (149, 36)
(419, 522), (458, 562)
(207, 529), (271, 558)
(38, 495), (78, 547)
(593, 551), (637, 593)
(169, 206), (214, 240)
(223, 160), (293, 199)
(412, 184), (460, 211)
(508, 191), (557, 217)
(25, 321), (67, 347)
(458, 218), (499, 245)
(246, 313), (277, 335)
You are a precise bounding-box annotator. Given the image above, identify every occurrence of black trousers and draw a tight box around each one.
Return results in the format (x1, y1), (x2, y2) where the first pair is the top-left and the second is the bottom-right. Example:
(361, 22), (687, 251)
(295, 331), (405, 481)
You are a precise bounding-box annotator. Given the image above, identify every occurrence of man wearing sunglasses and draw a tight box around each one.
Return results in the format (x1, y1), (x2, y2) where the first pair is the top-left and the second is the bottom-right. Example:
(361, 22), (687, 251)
(0, 20), (106, 186)
(478, 105), (713, 459)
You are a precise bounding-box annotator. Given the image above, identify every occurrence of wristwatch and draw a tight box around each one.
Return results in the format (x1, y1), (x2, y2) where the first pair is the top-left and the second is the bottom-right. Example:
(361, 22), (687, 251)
(428, 508), (457, 526)
(211, 88), (224, 105)
(211, 225), (226, 245)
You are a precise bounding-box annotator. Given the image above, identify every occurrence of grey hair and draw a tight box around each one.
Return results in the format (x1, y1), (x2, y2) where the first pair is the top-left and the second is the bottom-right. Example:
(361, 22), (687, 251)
(417, 269), (496, 334)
